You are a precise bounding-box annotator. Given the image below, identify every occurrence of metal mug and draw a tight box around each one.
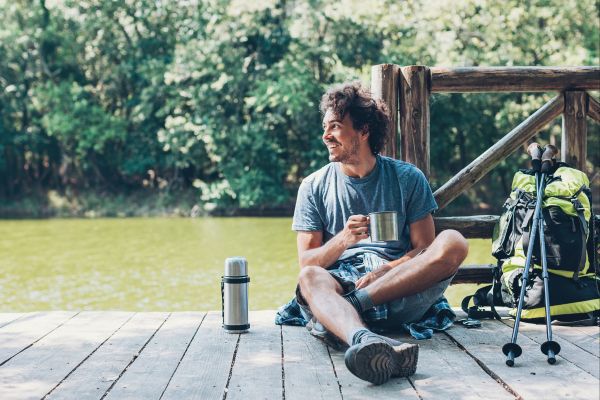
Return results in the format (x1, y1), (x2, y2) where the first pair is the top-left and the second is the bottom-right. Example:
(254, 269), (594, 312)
(369, 211), (399, 242)
(221, 257), (250, 333)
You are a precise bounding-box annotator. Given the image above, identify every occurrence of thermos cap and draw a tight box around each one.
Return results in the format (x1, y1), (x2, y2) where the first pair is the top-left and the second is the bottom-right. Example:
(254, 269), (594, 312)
(224, 256), (248, 277)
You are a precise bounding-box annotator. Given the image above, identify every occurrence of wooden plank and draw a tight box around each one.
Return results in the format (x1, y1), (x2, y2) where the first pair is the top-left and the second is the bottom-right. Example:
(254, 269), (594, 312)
(500, 319), (599, 378)
(161, 312), (238, 400)
(0, 313), (26, 329)
(103, 312), (203, 400)
(400, 65), (431, 177)
(550, 324), (599, 358)
(226, 310), (283, 400)
(328, 341), (420, 399)
(588, 95), (600, 123)
(430, 66), (600, 93)
(0, 311), (132, 400)
(562, 91), (588, 172)
(44, 312), (169, 400)
(0, 311), (76, 365)
(282, 325), (341, 400)
(446, 318), (599, 400)
(403, 333), (515, 399)
(434, 95), (564, 210)
(453, 264), (495, 284)
(371, 64), (400, 159)
(434, 215), (498, 238)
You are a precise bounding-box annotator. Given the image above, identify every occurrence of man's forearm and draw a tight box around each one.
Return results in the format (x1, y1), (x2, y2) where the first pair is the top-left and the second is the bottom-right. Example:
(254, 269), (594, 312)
(300, 233), (349, 269)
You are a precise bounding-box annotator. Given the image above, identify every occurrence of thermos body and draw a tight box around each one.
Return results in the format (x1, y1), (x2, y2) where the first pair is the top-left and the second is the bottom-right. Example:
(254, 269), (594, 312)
(222, 257), (250, 333)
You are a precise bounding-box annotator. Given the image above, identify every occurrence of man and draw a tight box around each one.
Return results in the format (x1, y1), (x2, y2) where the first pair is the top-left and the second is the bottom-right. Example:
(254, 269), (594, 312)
(290, 82), (468, 385)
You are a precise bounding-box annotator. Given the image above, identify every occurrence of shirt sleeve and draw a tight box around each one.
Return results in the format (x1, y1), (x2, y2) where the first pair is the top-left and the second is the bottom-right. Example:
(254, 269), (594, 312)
(292, 179), (323, 231)
(405, 167), (438, 224)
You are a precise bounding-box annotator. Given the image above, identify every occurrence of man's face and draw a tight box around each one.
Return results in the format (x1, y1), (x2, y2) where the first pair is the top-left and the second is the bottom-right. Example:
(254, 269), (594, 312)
(322, 110), (363, 164)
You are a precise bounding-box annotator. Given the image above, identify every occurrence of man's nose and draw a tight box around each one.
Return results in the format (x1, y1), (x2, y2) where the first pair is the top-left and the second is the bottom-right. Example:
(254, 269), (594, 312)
(322, 128), (332, 141)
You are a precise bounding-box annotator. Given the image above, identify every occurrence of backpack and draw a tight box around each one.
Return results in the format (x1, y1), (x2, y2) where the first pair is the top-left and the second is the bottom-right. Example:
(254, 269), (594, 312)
(463, 163), (600, 323)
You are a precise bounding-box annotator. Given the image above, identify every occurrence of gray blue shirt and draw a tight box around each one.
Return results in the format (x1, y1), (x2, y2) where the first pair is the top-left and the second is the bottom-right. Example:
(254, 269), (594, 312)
(292, 155), (437, 261)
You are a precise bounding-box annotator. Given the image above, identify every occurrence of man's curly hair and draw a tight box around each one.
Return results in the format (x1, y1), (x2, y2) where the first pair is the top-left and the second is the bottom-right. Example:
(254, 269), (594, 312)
(319, 82), (390, 155)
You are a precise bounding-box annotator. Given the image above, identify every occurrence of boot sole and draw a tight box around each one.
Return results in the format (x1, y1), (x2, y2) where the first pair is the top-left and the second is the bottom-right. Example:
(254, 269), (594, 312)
(344, 342), (419, 385)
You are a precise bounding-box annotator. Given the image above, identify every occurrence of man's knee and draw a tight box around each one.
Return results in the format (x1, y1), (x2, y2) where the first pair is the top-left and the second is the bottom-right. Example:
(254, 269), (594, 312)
(434, 229), (469, 274)
(298, 266), (340, 295)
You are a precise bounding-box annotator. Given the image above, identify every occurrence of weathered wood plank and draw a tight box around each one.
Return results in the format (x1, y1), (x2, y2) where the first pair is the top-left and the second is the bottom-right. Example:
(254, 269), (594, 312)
(453, 264), (495, 284)
(371, 64), (400, 159)
(400, 65), (431, 177)
(434, 215), (498, 238)
(403, 333), (515, 399)
(434, 95), (564, 210)
(44, 312), (169, 400)
(588, 95), (600, 123)
(500, 319), (599, 378)
(161, 312), (238, 400)
(430, 66), (600, 93)
(0, 313), (26, 329)
(0, 311), (132, 400)
(445, 318), (599, 400)
(103, 312), (203, 400)
(329, 341), (420, 399)
(562, 91), (588, 172)
(550, 324), (599, 358)
(282, 325), (341, 400)
(0, 311), (77, 365)
(226, 310), (283, 400)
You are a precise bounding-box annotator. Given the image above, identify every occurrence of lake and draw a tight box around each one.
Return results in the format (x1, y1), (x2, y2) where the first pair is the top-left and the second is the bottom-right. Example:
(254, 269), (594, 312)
(0, 218), (494, 312)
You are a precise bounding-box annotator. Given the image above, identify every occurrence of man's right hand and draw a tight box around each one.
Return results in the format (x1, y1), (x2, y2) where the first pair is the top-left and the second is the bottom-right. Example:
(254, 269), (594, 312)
(341, 215), (370, 247)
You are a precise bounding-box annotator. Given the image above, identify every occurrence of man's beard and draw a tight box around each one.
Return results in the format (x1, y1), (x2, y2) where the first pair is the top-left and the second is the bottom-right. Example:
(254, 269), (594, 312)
(328, 136), (360, 164)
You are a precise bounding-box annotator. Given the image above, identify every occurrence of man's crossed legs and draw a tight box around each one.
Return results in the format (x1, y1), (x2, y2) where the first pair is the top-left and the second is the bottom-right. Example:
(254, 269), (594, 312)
(297, 230), (469, 385)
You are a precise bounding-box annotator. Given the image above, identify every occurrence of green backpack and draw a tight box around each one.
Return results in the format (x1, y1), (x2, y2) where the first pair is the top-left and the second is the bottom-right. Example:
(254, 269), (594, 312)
(491, 163), (599, 321)
(463, 163), (600, 323)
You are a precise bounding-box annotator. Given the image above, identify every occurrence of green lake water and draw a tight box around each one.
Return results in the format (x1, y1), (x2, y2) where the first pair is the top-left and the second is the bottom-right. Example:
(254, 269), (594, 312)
(0, 218), (494, 312)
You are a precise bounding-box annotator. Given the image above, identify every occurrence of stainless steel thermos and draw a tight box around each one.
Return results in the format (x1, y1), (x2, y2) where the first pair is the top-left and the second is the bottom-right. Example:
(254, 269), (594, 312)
(221, 257), (250, 333)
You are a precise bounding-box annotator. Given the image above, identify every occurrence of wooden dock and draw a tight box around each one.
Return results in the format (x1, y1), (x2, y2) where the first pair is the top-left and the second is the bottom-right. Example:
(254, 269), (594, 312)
(0, 310), (597, 399)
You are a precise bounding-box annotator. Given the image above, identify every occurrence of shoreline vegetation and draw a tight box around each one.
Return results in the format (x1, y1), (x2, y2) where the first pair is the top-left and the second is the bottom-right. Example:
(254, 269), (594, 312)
(0, 189), (501, 219)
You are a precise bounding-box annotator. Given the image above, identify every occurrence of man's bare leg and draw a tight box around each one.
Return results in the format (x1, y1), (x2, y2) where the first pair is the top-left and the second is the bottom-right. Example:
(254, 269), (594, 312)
(298, 266), (365, 344)
(366, 229), (468, 305)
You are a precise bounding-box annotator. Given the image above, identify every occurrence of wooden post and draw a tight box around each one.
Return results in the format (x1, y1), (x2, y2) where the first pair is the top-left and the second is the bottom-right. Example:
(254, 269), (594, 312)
(562, 91), (588, 172)
(399, 66), (431, 177)
(371, 64), (399, 159)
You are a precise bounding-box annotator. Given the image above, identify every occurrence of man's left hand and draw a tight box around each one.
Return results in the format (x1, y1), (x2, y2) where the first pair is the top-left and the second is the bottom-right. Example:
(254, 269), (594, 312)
(355, 264), (391, 289)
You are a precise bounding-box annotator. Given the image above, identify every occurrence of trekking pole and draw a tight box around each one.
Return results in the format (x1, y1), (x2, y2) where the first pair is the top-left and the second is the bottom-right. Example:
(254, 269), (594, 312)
(502, 143), (543, 366)
(538, 145), (561, 364)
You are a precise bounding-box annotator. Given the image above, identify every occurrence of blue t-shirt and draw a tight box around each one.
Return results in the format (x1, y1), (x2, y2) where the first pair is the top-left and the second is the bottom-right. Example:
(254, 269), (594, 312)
(292, 155), (437, 261)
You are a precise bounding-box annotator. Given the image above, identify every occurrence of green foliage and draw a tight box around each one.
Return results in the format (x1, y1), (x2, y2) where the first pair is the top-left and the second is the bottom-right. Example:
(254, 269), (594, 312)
(0, 0), (597, 214)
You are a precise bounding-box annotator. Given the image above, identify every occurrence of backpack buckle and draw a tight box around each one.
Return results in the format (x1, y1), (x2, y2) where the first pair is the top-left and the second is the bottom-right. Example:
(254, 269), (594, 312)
(571, 198), (584, 212)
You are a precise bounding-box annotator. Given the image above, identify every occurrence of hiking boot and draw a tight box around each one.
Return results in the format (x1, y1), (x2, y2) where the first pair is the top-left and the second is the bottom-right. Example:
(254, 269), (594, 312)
(306, 319), (348, 351)
(344, 332), (419, 385)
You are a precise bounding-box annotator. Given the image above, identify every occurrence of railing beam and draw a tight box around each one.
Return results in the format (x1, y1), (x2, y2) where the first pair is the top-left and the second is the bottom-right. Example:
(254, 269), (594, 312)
(562, 91), (588, 172)
(587, 95), (600, 123)
(431, 66), (600, 93)
(399, 65), (431, 177)
(434, 95), (564, 210)
(434, 215), (498, 238)
(371, 64), (400, 159)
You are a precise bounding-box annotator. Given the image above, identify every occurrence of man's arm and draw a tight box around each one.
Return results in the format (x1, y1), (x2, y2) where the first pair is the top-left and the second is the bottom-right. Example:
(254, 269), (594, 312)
(354, 214), (435, 288)
(388, 213), (435, 268)
(297, 215), (370, 269)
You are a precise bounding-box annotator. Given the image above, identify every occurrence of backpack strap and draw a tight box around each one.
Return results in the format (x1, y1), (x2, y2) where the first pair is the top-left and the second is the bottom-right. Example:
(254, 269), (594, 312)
(571, 194), (588, 281)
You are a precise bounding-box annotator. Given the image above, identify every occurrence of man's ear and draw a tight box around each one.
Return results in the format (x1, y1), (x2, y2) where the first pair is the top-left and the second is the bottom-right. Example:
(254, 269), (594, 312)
(360, 126), (370, 140)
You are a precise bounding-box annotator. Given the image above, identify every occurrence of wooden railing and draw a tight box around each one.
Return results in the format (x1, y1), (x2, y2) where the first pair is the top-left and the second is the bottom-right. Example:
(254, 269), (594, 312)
(371, 65), (600, 283)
